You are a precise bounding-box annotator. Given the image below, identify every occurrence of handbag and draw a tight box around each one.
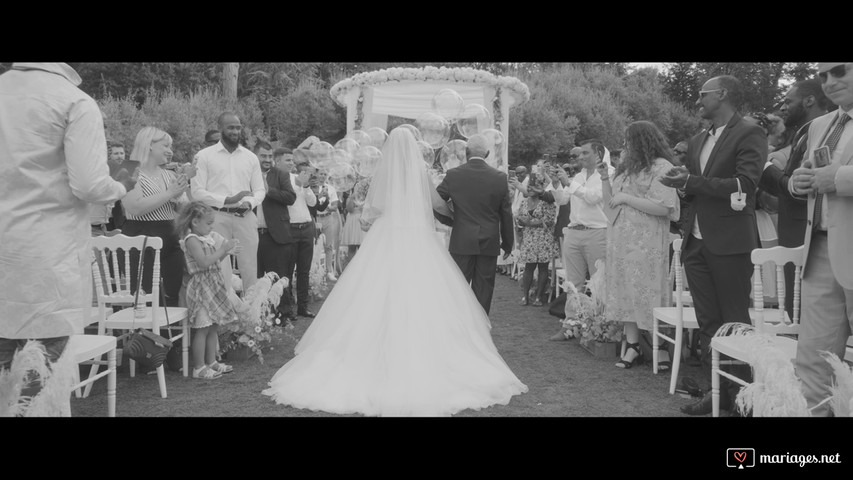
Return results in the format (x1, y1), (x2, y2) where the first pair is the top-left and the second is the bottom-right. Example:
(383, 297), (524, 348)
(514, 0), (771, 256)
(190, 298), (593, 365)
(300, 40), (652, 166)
(122, 236), (174, 369)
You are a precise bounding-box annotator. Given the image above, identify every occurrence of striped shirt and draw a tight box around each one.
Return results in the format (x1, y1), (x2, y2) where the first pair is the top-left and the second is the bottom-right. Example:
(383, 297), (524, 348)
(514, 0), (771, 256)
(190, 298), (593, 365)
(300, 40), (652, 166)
(126, 169), (184, 221)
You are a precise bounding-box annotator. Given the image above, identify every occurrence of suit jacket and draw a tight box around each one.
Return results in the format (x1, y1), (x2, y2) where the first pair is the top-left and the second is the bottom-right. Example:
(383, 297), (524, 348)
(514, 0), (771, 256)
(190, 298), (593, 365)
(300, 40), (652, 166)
(436, 158), (514, 256)
(801, 109), (853, 289)
(759, 122), (811, 248)
(681, 113), (765, 256)
(262, 166), (297, 244)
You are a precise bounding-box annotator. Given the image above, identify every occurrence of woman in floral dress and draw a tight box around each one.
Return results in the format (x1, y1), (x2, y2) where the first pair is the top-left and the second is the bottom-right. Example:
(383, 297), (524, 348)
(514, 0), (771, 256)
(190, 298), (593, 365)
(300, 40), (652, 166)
(516, 170), (559, 306)
(601, 121), (679, 370)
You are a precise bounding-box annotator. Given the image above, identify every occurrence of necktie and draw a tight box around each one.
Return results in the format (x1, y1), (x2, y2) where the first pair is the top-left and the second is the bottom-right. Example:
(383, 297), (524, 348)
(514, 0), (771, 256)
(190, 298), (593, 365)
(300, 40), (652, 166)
(813, 113), (850, 231)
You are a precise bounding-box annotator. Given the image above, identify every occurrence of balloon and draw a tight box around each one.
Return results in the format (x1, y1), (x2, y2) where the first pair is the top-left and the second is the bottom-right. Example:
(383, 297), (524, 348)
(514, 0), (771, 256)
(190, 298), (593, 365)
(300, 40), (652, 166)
(334, 138), (360, 156)
(395, 123), (423, 142)
(431, 88), (465, 119)
(331, 148), (353, 166)
(292, 148), (313, 166)
(346, 129), (372, 147)
(417, 140), (436, 167)
(416, 112), (451, 149)
(439, 139), (467, 171)
(455, 104), (492, 139)
(352, 145), (382, 177)
(480, 128), (504, 170)
(366, 127), (389, 149)
(327, 162), (357, 193)
(309, 141), (335, 170)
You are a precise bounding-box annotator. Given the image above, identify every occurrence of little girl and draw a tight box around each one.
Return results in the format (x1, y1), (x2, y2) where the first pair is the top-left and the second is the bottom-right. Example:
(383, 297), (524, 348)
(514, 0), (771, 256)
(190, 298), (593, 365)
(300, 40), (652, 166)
(175, 201), (243, 379)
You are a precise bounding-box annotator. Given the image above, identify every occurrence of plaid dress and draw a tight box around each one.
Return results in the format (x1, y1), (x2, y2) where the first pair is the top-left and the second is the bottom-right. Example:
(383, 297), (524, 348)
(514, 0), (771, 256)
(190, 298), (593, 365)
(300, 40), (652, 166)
(181, 232), (239, 328)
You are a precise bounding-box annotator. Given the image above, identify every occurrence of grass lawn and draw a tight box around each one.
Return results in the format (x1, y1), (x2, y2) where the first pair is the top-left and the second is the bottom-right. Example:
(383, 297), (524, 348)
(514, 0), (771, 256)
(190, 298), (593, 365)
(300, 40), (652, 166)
(70, 272), (706, 417)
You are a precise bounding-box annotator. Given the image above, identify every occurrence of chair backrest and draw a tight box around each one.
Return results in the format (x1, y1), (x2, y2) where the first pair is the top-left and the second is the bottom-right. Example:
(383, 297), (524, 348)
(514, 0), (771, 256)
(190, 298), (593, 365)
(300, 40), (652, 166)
(750, 245), (803, 335)
(91, 234), (165, 331)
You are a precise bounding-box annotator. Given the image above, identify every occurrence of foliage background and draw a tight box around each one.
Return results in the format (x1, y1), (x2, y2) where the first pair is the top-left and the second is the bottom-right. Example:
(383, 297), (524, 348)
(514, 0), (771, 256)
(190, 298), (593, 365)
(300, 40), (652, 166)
(0, 62), (818, 167)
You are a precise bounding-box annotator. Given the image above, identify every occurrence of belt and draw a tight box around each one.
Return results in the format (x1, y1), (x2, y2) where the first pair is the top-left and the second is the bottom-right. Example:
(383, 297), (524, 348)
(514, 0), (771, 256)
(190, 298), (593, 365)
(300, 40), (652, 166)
(290, 222), (312, 230)
(258, 227), (269, 235)
(215, 207), (241, 213)
(567, 224), (604, 230)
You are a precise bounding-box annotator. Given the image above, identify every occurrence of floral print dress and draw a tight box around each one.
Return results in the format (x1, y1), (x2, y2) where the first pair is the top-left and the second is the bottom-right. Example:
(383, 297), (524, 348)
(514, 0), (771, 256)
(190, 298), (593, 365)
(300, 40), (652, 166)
(517, 198), (559, 264)
(604, 158), (679, 330)
(181, 231), (240, 328)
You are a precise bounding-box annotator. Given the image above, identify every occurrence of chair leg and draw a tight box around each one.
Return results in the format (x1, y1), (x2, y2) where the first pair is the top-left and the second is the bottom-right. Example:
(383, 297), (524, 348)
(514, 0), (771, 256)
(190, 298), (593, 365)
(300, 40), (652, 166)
(182, 321), (189, 378)
(712, 347), (720, 417)
(156, 364), (167, 398)
(652, 319), (659, 375)
(670, 326), (683, 395)
(73, 368), (83, 398)
(107, 348), (116, 417)
(83, 362), (99, 398)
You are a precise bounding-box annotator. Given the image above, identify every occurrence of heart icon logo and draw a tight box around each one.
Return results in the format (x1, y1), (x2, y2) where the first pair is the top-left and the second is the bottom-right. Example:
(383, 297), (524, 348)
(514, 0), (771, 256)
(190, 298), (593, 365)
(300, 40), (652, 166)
(734, 451), (747, 463)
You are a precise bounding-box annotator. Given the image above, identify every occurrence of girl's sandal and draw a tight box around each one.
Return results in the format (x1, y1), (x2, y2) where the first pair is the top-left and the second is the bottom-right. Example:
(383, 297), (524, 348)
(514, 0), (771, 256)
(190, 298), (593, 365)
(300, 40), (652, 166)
(193, 366), (222, 379)
(210, 362), (233, 374)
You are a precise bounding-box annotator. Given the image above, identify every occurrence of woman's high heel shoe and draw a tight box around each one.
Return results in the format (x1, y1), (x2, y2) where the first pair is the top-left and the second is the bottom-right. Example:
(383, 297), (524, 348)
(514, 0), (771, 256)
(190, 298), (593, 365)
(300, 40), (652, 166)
(615, 342), (644, 369)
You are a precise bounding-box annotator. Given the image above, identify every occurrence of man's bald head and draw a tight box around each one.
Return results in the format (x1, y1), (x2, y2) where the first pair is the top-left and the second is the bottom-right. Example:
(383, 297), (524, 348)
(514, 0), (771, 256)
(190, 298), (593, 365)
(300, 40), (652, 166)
(466, 134), (489, 160)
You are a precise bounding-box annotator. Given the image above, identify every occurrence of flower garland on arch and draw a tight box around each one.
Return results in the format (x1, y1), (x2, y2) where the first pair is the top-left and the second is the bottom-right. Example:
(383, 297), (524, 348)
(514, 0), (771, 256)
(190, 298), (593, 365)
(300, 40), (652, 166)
(330, 66), (530, 109)
(355, 88), (364, 131)
(493, 86), (503, 131)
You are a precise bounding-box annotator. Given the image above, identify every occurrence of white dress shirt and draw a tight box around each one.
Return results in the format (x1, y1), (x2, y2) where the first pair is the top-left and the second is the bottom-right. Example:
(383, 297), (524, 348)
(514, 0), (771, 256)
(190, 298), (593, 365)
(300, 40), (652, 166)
(550, 167), (612, 229)
(257, 170), (269, 228)
(191, 142), (265, 209)
(288, 174), (317, 223)
(691, 124), (727, 239)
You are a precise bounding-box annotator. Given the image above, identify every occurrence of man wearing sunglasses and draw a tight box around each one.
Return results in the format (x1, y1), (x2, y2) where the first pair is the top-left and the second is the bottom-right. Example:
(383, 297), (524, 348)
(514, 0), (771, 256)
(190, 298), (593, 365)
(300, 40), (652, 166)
(758, 78), (829, 320)
(790, 62), (853, 416)
(660, 75), (766, 415)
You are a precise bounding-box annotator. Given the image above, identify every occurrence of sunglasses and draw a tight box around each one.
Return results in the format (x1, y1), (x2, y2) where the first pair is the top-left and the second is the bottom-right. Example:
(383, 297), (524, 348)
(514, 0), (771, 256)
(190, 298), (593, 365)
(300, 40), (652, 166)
(819, 64), (849, 83)
(699, 89), (724, 98)
(674, 150), (687, 155)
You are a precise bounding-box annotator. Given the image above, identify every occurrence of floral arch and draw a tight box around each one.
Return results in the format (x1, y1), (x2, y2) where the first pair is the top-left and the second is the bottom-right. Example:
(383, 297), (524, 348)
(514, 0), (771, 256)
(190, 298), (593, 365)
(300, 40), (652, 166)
(330, 66), (530, 173)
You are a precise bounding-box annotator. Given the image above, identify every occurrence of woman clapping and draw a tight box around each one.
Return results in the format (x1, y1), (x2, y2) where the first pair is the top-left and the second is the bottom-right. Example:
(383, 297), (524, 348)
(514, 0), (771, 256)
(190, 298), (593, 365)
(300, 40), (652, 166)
(601, 121), (679, 370)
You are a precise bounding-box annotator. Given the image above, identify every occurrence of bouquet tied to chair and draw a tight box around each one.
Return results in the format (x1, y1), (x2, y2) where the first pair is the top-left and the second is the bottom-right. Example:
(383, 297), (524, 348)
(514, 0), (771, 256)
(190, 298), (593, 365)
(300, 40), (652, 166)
(560, 259), (623, 345)
(218, 272), (290, 363)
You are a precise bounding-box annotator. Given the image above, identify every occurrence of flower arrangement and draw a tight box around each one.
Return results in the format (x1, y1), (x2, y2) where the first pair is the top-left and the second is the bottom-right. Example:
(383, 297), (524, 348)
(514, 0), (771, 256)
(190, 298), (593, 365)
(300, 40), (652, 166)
(560, 259), (623, 345)
(219, 272), (290, 364)
(330, 66), (530, 108)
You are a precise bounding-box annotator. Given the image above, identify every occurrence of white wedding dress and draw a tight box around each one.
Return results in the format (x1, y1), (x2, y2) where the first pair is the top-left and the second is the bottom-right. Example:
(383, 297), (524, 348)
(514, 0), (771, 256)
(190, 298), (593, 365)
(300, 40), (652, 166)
(262, 129), (527, 416)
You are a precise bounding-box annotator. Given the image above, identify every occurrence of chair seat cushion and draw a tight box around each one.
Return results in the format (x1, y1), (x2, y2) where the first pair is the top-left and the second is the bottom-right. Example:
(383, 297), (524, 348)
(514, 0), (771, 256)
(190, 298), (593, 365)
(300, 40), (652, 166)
(66, 334), (117, 363)
(105, 307), (188, 330)
(711, 334), (798, 361)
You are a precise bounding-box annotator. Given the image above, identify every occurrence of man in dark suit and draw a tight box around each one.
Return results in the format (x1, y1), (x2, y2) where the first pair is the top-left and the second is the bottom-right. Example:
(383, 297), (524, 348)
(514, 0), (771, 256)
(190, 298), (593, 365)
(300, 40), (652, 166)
(256, 140), (297, 321)
(660, 75), (766, 415)
(437, 134), (514, 315)
(759, 78), (829, 318)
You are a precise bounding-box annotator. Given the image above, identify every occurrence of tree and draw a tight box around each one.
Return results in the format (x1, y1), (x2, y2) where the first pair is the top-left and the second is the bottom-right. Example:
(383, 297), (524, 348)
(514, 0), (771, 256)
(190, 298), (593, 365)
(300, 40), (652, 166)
(222, 63), (239, 100)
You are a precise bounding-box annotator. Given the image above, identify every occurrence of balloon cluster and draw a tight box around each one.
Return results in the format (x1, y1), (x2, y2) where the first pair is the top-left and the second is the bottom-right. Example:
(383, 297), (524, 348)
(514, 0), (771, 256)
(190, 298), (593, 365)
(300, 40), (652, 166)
(295, 88), (504, 191)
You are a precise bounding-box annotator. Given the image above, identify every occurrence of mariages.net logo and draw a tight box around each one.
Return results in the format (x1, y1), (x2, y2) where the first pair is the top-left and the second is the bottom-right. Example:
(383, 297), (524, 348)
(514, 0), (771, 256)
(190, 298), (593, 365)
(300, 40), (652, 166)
(727, 448), (842, 469)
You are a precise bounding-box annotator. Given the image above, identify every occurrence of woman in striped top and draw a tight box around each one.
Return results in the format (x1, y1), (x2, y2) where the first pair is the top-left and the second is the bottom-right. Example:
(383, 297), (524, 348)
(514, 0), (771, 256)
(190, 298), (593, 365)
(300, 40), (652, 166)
(122, 127), (195, 306)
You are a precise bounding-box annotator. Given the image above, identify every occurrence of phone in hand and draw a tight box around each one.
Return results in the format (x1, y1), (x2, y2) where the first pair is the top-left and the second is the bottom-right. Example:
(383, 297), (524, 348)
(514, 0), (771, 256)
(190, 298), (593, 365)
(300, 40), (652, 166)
(813, 146), (830, 168)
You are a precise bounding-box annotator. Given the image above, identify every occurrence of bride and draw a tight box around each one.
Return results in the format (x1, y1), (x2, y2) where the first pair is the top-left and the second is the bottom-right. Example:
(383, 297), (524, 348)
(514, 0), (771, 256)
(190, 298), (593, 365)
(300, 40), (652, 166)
(262, 127), (527, 416)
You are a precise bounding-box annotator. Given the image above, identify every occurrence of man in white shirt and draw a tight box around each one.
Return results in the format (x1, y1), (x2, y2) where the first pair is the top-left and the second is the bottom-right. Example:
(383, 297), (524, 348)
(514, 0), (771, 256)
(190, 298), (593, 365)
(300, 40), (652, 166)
(548, 140), (612, 295)
(283, 160), (318, 318)
(790, 62), (853, 416)
(191, 112), (266, 291)
(0, 63), (127, 399)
